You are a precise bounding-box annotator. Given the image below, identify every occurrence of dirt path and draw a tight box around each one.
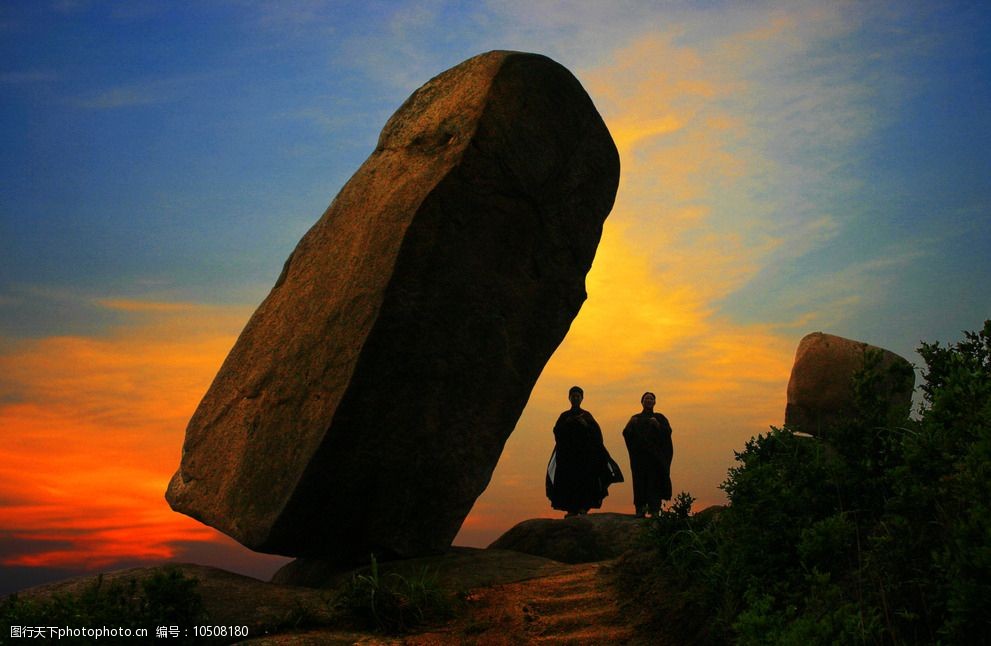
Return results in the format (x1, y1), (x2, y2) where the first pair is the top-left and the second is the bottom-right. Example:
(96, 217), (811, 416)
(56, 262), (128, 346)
(385, 562), (635, 645)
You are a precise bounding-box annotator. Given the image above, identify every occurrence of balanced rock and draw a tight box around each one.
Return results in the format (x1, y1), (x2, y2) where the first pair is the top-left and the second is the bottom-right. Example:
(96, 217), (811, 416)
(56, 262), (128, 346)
(785, 332), (915, 435)
(166, 51), (620, 560)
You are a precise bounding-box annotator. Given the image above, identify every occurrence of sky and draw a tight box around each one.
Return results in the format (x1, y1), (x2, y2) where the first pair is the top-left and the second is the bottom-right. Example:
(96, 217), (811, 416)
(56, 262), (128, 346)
(2, 1), (989, 593)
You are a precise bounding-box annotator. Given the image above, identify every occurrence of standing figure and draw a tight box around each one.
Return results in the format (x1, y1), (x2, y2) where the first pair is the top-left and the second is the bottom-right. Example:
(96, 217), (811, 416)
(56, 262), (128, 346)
(546, 386), (620, 517)
(623, 391), (673, 517)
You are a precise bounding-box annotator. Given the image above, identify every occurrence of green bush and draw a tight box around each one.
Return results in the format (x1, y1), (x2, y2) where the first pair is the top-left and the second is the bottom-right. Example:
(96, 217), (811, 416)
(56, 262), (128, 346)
(615, 321), (991, 644)
(0, 567), (205, 644)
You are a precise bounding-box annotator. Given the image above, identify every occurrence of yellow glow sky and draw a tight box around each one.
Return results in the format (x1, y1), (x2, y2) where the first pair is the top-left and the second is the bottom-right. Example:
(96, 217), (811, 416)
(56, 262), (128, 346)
(465, 25), (812, 541)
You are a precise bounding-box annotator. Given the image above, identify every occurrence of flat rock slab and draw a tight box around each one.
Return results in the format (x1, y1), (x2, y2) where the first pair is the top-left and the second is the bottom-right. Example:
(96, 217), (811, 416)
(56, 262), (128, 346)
(166, 50), (619, 560)
(271, 546), (570, 592)
(785, 332), (915, 435)
(488, 512), (646, 563)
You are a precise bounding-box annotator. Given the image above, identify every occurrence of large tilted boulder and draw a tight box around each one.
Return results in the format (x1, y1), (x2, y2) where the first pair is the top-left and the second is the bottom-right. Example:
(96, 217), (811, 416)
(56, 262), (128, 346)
(166, 51), (620, 561)
(785, 332), (915, 435)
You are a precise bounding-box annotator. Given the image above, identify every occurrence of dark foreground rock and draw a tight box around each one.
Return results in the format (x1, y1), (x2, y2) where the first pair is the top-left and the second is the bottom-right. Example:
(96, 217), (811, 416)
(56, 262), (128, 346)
(488, 512), (646, 563)
(7, 551), (575, 644)
(785, 332), (915, 435)
(271, 546), (570, 590)
(166, 50), (619, 562)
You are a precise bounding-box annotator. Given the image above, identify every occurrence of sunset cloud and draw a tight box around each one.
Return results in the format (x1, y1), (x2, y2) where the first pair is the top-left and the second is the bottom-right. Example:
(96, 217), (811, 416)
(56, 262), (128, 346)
(0, 302), (257, 570)
(464, 8), (872, 538)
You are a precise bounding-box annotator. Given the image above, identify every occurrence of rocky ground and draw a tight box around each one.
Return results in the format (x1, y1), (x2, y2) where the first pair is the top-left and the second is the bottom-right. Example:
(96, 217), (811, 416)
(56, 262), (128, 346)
(8, 514), (656, 645)
(244, 561), (639, 645)
(381, 561), (636, 645)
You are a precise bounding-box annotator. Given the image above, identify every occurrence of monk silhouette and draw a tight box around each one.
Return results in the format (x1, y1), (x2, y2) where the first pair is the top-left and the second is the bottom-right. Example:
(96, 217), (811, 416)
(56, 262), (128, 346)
(546, 386), (621, 517)
(622, 391), (673, 517)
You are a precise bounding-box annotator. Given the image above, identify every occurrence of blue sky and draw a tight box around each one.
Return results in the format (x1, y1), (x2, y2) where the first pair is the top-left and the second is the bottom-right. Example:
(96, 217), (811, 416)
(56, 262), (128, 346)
(1, 1), (989, 590)
(3, 2), (988, 348)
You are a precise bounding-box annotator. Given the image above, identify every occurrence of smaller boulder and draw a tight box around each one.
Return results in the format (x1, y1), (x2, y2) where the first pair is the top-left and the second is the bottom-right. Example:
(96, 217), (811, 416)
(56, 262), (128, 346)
(785, 332), (915, 435)
(487, 513), (643, 563)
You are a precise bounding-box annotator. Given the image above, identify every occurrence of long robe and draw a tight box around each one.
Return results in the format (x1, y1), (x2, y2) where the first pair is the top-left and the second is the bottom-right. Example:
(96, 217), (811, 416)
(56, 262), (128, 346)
(622, 411), (673, 513)
(546, 408), (618, 513)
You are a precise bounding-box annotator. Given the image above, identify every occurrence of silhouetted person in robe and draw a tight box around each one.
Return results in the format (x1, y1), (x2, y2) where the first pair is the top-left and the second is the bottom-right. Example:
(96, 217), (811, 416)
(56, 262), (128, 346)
(623, 391), (673, 517)
(546, 386), (622, 517)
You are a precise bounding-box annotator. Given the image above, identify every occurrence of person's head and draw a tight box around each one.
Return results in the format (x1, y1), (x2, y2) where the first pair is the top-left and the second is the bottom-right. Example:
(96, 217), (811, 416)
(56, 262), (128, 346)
(569, 386), (584, 407)
(641, 391), (656, 409)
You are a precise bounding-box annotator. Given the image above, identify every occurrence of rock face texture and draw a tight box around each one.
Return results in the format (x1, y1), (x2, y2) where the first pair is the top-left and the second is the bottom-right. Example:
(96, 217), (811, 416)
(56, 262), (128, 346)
(166, 51), (620, 560)
(785, 332), (915, 435)
(487, 513), (643, 564)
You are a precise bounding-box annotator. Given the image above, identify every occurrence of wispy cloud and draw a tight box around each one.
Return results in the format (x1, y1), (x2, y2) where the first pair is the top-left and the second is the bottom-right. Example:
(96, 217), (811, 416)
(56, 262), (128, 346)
(0, 70), (59, 84)
(250, 0), (340, 34)
(51, 0), (91, 14)
(339, 1), (456, 93)
(74, 87), (162, 109)
(95, 298), (200, 313)
(72, 73), (215, 110)
(274, 104), (376, 139)
(757, 244), (933, 332)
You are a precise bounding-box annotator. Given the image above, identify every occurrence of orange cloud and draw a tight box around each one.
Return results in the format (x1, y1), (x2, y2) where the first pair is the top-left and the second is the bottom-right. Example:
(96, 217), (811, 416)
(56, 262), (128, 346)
(0, 303), (252, 570)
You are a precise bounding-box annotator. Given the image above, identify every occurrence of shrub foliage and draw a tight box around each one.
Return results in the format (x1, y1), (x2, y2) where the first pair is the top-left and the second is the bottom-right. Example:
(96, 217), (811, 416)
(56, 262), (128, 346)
(0, 567), (205, 644)
(334, 554), (453, 634)
(617, 321), (991, 644)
